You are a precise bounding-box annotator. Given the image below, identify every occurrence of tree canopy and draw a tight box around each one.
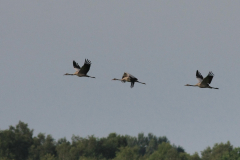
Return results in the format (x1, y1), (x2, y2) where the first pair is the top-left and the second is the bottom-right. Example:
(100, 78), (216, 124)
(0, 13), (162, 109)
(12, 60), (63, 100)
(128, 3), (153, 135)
(0, 121), (239, 160)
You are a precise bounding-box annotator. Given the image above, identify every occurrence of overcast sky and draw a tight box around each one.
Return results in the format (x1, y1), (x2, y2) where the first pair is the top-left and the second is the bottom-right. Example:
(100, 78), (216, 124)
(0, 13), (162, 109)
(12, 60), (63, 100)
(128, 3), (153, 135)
(1, 1), (240, 154)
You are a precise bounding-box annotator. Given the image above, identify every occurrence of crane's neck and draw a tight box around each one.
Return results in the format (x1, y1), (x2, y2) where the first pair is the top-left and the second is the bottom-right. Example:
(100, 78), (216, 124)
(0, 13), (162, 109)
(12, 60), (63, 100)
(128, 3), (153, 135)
(64, 73), (75, 76)
(185, 84), (198, 87)
(112, 78), (122, 81)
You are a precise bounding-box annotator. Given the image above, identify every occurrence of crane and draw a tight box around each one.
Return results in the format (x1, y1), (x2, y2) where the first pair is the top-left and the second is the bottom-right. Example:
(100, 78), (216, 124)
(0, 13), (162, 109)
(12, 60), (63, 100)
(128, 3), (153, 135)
(64, 59), (95, 78)
(185, 70), (218, 89)
(112, 72), (146, 88)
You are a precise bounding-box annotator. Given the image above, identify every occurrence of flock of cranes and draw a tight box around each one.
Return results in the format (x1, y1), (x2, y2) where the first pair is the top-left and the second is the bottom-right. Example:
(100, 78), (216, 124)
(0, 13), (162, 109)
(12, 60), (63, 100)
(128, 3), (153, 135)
(65, 59), (219, 89)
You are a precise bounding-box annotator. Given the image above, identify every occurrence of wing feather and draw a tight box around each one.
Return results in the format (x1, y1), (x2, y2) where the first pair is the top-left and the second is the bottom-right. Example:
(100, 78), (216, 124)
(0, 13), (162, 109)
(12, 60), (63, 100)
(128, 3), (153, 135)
(196, 70), (203, 82)
(73, 61), (81, 71)
(202, 71), (214, 84)
(122, 72), (129, 79)
(128, 73), (137, 79)
(79, 59), (91, 74)
(122, 72), (137, 79)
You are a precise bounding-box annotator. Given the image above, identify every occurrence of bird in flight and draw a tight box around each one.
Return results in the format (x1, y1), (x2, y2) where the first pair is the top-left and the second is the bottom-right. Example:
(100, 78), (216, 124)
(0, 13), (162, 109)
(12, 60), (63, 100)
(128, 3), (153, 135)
(112, 72), (146, 88)
(64, 59), (95, 78)
(185, 70), (218, 89)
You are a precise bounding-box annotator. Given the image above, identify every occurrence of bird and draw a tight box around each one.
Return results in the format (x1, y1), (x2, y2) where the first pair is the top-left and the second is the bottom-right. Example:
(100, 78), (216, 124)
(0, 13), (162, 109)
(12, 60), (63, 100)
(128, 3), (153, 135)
(112, 72), (146, 88)
(64, 59), (95, 78)
(185, 70), (218, 89)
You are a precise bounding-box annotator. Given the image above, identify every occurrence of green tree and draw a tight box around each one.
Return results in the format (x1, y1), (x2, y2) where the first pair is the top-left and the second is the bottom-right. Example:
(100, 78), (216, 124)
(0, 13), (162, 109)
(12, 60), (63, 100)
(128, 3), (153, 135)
(113, 146), (140, 160)
(78, 157), (98, 160)
(211, 141), (232, 160)
(125, 135), (138, 147)
(56, 138), (71, 160)
(40, 153), (56, 160)
(137, 133), (148, 156)
(28, 133), (57, 160)
(148, 142), (188, 160)
(125, 133), (169, 157)
(70, 135), (99, 159)
(149, 142), (172, 160)
(201, 146), (211, 160)
(230, 147), (240, 160)
(189, 152), (201, 160)
(98, 133), (127, 159)
(201, 142), (234, 160)
(0, 121), (33, 160)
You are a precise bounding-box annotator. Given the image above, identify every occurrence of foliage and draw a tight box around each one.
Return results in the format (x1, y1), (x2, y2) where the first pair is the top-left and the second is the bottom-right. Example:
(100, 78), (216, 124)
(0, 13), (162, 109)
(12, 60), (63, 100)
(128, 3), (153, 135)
(201, 141), (240, 160)
(0, 121), (33, 160)
(113, 146), (140, 160)
(0, 121), (240, 160)
(28, 133), (57, 160)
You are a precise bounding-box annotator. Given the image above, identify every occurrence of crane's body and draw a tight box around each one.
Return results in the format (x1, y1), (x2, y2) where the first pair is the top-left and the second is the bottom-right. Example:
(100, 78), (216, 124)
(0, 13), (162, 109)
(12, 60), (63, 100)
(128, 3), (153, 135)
(185, 70), (218, 89)
(112, 72), (145, 88)
(64, 59), (95, 78)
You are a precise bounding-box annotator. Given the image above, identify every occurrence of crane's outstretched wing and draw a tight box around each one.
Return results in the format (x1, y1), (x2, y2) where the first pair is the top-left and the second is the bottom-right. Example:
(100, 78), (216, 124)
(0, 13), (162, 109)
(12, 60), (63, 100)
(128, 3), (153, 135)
(122, 72), (129, 79)
(120, 72), (128, 83)
(129, 73), (137, 80)
(73, 61), (81, 71)
(202, 71), (214, 84)
(122, 72), (137, 80)
(79, 59), (91, 74)
(196, 70), (203, 82)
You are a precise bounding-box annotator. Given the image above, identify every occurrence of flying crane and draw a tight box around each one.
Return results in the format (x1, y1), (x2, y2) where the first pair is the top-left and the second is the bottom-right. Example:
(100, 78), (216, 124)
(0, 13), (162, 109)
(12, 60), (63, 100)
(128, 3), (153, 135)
(185, 70), (218, 89)
(112, 72), (146, 88)
(64, 59), (95, 78)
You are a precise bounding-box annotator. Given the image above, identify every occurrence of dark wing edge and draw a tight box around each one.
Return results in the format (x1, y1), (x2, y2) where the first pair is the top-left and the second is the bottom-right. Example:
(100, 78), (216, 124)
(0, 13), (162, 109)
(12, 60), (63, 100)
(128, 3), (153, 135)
(207, 71), (214, 84)
(130, 76), (138, 82)
(73, 61), (81, 70)
(79, 59), (91, 74)
(196, 70), (203, 79)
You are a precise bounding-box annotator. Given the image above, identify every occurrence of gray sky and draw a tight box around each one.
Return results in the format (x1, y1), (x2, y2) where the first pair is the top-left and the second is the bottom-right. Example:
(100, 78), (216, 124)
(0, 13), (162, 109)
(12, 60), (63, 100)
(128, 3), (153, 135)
(1, 1), (240, 154)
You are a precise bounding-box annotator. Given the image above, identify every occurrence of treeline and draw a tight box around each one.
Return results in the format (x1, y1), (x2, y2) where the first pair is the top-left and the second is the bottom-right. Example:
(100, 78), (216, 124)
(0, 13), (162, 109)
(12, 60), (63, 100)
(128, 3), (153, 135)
(0, 121), (239, 160)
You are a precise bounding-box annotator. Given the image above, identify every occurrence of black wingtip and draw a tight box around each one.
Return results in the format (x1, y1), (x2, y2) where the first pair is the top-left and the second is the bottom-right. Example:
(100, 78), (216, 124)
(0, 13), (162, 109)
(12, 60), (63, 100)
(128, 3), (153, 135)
(84, 59), (92, 65)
